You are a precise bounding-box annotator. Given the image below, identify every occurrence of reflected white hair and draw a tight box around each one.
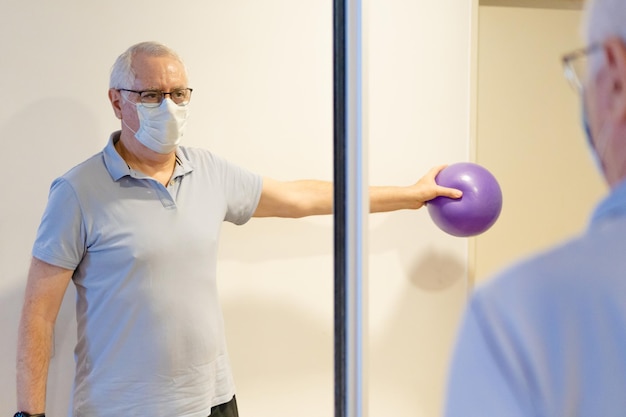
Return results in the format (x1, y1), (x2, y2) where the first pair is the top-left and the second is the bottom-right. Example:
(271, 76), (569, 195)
(583, 0), (626, 75)
(109, 41), (188, 89)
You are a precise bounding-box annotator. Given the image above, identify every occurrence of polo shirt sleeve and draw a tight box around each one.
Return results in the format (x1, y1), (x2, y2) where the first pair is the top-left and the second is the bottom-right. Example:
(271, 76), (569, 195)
(216, 157), (262, 225)
(32, 177), (86, 270)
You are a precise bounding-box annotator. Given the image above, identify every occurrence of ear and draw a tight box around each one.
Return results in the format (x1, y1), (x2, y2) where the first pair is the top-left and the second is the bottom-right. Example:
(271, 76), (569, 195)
(603, 37), (626, 122)
(108, 88), (123, 120)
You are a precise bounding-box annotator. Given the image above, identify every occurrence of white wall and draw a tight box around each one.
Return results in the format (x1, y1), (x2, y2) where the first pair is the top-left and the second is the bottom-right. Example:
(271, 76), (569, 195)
(0, 1), (471, 416)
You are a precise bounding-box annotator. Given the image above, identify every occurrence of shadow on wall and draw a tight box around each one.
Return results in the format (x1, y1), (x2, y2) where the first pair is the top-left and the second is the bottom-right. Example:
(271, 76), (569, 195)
(408, 247), (465, 291)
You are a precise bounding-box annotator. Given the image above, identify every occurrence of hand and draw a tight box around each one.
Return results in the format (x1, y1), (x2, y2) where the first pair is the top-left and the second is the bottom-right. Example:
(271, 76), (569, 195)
(411, 165), (463, 209)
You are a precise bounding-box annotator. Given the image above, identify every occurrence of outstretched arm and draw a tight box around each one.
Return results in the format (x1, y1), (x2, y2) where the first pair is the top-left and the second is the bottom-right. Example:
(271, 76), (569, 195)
(369, 165), (462, 212)
(16, 257), (73, 414)
(253, 164), (462, 218)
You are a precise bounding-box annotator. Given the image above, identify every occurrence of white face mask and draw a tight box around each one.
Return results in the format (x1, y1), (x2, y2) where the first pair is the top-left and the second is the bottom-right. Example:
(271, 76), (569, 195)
(122, 97), (190, 154)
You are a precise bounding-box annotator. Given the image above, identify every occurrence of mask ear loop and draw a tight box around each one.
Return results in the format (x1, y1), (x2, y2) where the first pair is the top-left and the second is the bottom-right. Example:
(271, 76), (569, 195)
(119, 91), (139, 135)
(582, 94), (611, 175)
(122, 118), (138, 135)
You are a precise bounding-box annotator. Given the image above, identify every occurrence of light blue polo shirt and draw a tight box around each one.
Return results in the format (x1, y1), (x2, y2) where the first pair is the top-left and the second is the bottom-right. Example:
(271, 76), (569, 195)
(33, 131), (262, 417)
(445, 180), (626, 417)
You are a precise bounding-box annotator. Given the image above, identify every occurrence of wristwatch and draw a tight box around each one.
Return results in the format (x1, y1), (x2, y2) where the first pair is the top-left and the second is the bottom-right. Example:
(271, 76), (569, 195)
(14, 412), (45, 417)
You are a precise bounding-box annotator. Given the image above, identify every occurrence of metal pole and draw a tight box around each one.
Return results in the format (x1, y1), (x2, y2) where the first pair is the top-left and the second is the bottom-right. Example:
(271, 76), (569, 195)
(334, 0), (366, 416)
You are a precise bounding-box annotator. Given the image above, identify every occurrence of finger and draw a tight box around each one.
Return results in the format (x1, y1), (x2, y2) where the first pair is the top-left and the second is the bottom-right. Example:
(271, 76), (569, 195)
(438, 186), (463, 199)
(427, 164), (448, 180)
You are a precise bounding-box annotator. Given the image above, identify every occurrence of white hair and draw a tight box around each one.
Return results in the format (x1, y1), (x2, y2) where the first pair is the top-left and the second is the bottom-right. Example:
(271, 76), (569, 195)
(583, 0), (626, 75)
(109, 41), (188, 89)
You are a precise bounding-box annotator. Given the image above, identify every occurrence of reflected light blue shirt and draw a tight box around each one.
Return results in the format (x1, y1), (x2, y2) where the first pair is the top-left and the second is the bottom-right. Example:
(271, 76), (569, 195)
(445, 178), (626, 417)
(33, 132), (262, 417)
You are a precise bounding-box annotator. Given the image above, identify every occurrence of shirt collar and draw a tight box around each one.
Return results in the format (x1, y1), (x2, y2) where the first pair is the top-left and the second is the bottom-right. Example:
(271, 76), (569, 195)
(591, 178), (626, 225)
(102, 131), (194, 181)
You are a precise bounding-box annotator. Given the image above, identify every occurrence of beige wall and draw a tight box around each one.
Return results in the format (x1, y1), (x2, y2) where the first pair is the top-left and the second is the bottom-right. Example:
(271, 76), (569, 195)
(472, 2), (607, 285)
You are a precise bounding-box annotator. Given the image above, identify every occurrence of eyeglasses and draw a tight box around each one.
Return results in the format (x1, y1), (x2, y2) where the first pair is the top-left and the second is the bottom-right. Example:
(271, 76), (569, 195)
(118, 88), (193, 107)
(562, 44), (602, 92)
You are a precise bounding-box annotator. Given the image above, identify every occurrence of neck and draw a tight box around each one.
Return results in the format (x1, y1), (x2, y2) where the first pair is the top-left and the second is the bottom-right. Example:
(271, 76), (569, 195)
(115, 131), (177, 186)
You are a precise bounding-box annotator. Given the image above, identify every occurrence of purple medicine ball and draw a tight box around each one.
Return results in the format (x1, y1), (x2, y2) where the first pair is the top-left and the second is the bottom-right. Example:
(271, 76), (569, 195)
(427, 162), (503, 237)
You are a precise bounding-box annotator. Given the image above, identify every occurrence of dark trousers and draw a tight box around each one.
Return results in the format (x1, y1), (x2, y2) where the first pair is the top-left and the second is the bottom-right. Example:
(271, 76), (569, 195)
(209, 396), (239, 417)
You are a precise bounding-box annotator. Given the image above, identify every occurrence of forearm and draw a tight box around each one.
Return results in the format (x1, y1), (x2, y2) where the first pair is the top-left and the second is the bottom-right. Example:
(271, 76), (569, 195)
(368, 185), (424, 213)
(16, 257), (72, 413)
(298, 183), (452, 214)
(313, 166), (463, 214)
(16, 312), (54, 413)
(368, 166), (463, 212)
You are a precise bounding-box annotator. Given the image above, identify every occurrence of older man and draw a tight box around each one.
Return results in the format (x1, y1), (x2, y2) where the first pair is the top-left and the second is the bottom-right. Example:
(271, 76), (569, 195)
(445, 0), (626, 416)
(15, 41), (461, 417)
